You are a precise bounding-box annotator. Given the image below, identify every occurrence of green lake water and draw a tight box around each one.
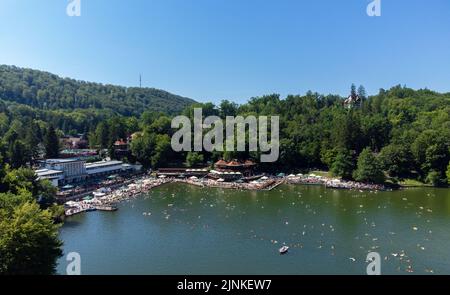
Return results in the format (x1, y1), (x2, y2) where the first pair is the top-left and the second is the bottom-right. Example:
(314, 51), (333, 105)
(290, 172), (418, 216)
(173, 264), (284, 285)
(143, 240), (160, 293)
(57, 183), (450, 274)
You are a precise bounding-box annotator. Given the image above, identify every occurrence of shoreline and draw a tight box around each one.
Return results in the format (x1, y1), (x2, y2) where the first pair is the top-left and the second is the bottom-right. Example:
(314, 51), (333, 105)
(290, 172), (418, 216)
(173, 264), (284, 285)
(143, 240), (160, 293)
(62, 174), (387, 217)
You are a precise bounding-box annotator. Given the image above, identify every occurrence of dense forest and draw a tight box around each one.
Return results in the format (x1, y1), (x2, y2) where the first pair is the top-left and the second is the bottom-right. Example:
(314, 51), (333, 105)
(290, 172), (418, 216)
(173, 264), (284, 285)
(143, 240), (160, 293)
(125, 85), (450, 186)
(1, 69), (449, 186)
(0, 65), (195, 116)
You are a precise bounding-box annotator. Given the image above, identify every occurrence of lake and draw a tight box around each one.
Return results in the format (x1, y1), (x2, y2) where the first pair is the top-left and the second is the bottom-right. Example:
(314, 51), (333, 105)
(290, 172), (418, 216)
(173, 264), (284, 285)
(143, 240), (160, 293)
(57, 183), (450, 274)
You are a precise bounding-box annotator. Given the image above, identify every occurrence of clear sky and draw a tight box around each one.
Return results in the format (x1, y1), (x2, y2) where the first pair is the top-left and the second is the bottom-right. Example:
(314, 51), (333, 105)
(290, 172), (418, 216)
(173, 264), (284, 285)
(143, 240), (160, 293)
(1, 0), (449, 103)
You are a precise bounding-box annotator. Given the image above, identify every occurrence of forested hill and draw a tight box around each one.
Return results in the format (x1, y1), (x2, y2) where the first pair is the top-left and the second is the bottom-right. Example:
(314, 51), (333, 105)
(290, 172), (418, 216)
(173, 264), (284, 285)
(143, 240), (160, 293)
(0, 65), (196, 116)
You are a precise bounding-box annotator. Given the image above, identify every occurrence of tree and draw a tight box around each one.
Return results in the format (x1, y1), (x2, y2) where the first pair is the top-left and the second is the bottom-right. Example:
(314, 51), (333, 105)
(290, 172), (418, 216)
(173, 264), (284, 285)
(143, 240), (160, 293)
(44, 125), (59, 159)
(0, 201), (63, 275)
(334, 110), (363, 152)
(130, 131), (156, 168)
(94, 122), (110, 149)
(219, 100), (238, 117)
(151, 134), (172, 168)
(186, 152), (204, 167)
(446, 162), (450, 185)
(24, 121), (42, 162)
(353, 148), (385, 184)
(0, 156), (5, 192)
(331, 150), (354, 180)
(425, 170), (444, 187)
(9, 140), (28, 168)
(361, 115), (391, 152)
(357, 85), (367, 100)
(379, 144), (412, 179)
(350, 84), (357, 98)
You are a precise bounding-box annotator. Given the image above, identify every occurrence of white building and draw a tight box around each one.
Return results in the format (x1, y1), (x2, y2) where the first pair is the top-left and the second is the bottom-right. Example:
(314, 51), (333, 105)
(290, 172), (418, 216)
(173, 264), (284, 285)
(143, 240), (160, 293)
(86, 160), (123, 178)
(36, 159), (138, 187)
(35, 169), (64, 187)
(44, 159), (87, 183)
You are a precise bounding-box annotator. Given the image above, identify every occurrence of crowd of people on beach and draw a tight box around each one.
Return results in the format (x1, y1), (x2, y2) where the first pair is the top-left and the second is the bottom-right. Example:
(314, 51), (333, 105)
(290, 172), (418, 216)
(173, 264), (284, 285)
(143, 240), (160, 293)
(285, 174), (385, 191)
(63, 172), (386, 216)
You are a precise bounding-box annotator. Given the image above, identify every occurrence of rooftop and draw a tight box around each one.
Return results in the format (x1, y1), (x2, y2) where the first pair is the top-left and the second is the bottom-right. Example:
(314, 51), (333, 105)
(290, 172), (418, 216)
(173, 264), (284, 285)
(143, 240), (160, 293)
(85, 160), (123, 169)
(45, 158), (85, 164)
(35, 169), (64, 176)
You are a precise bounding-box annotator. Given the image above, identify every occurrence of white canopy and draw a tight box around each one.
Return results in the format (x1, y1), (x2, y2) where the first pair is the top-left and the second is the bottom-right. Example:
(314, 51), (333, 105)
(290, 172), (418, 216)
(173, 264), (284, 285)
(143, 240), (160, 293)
(261, 176), (269, 180)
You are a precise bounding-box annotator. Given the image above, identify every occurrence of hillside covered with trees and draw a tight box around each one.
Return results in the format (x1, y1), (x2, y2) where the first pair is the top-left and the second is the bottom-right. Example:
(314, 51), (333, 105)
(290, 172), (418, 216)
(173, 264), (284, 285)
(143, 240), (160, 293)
(0, 67), (449, 186)
(128, 85), (450, 186)
(0, 65), (196, 116)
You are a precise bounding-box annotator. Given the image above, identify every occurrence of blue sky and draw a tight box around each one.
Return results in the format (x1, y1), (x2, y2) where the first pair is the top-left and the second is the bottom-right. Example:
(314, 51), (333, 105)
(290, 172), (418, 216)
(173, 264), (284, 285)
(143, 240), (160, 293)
(0, 0), (449, 103)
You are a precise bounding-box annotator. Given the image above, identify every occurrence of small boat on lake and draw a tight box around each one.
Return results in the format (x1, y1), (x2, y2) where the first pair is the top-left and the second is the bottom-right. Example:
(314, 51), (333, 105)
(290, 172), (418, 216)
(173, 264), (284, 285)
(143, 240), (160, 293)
(279, 246), (289, 255)
(95, 205), (118, 212)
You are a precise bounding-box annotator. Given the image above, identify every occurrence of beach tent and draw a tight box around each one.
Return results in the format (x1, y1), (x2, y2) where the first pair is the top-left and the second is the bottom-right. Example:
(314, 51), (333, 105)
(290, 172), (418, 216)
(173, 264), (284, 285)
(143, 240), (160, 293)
(277, 173), (285, 177)
(189, 176), (198, 180)
(158, 175), (167, 178)
(217, 178), (225, 182)
(288, 174), (296, 178)
(297, 173), (303, 176)
(261, 176), (269, 180)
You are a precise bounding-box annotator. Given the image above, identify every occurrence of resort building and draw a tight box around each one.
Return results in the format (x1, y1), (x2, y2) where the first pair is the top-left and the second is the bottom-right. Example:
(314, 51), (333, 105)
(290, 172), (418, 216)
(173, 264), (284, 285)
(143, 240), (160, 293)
(86, 160), (124, 178)
(36, 159), (140, 187)
(113, 138), (132, 160)
(209, 160), (257, 181)
(214, 160), (256, 176)
(35, 169), (65, 187)
(43, 159), (87, 183)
